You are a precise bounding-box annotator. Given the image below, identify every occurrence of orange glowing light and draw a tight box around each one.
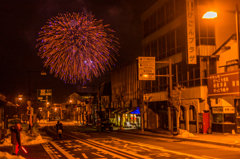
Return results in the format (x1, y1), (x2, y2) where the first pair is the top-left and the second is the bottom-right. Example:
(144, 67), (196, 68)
(202, 11), (217, 19)
(143, 74), (148, 77)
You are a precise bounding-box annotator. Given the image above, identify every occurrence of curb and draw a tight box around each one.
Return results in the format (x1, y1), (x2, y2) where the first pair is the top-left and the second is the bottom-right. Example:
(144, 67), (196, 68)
(117, 130), (240, 148)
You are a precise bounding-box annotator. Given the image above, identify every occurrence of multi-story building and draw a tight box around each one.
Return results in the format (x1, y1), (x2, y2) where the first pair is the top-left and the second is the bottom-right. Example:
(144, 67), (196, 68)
(141, 0), (240, 133)
(111, 61), (141, 128)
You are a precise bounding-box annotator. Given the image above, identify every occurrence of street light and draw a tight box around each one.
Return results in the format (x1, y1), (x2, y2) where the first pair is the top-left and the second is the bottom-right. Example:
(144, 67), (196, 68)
(202, 11), (217, 19)
(202, 5), (239, 68)
(203, 4), (240, 133)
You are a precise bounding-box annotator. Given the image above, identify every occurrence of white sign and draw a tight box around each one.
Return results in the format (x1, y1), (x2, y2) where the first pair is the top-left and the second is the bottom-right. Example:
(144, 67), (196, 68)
(138, 57), (155, 80)
(212, 107), (235, 114)
(186, 0), (196, 64)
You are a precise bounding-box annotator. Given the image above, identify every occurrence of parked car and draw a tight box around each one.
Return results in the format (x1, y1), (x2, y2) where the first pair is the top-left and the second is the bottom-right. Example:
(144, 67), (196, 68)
(96, 119), (113, 132)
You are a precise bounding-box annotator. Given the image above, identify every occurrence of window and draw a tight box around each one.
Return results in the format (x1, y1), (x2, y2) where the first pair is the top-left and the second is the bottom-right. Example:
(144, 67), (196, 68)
(143, 18), (150, 38)
(144, 44), (150, 56)
(196, 18), (215, 46)
(166, 0), (174, 23)
(158, 35), (166, 60)
(157, 6), (165, 29)
(166, 30), (176, 57)
(151, 40), (157, 57)
(150, 12), (157, 34)
(209, 58), (217, 75)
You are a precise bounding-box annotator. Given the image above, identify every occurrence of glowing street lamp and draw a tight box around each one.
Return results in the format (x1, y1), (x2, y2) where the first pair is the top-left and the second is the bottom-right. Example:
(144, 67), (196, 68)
(202, 5), (239, 64)
(202, 11), (217, 19)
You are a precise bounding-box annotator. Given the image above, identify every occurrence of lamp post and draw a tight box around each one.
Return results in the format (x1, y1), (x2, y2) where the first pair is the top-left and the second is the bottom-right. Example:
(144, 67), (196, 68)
(203, 5), (240, 133)
(202, 5), (239, 68)
(26, 69), (47, 133)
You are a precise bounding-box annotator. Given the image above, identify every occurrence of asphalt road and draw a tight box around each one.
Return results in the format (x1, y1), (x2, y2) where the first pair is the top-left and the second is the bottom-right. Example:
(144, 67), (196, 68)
(39, 125), (240, 159)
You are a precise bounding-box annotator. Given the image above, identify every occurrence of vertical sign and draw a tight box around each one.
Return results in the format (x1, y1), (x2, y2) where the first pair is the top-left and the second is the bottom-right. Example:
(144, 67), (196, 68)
(138, 57), (155, 80)
(186, 0), (196, 64)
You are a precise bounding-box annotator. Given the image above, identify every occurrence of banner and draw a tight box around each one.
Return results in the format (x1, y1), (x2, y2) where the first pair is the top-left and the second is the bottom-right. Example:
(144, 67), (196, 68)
(186, 0), (197, 64)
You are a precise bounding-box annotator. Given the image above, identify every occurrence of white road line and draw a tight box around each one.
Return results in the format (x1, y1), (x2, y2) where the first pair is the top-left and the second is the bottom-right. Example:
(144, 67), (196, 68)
(82, 153), (88, 159)
(50, 142), (75, 159)
(201, 155), (221, 159)
(91, 152), (105, 157)
(107, 137), (208, 159)
(41, 144), (59, 159)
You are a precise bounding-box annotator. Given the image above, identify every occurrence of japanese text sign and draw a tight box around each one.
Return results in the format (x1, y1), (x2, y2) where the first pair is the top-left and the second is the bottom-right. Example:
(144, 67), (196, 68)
(208, 71), (239, 96)
(186, 0), (196, 64)
(138, 57), (155, 80)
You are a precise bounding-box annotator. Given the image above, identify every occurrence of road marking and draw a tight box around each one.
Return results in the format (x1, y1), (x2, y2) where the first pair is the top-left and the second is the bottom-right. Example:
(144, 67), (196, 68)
(42, 143), (59, 159)
(201, 155), (220, 159)
(82, 153), (88, 159)
(91, 152), (105, 157)
(50, 142), (75, 159)
(88, 139), (151, 159)
(75, 139), (128, 159)
(106, 137), (208, 159)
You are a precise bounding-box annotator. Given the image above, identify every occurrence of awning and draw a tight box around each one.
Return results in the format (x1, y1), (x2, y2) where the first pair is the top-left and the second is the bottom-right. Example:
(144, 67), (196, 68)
(112, 109), (121, 114)
(125, 109), (134, 114)
(130, 107), (140, 114)
(118, 109), (127, 114)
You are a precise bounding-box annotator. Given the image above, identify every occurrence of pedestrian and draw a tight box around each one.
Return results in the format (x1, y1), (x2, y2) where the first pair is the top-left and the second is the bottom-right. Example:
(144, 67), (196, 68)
(11, 123), (22, 155)
(56, 121), (63, 140)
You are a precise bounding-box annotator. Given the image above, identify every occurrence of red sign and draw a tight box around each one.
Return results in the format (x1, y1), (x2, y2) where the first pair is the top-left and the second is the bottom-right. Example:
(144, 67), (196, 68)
(208, 71), (239, 96)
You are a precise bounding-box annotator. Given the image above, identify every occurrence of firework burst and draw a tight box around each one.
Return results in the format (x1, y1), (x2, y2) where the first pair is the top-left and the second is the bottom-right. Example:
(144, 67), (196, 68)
(36, 12), (119, 84)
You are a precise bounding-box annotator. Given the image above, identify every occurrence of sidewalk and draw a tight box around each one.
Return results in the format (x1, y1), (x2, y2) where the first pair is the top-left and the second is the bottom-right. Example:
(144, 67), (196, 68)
(117, 127), (240, 148)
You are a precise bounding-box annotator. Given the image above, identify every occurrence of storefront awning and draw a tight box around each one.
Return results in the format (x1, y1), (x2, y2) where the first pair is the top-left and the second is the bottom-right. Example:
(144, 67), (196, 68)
(125, 109), (134, 114)
(112, 109), (121, 113)
(130, 107), (140, 114)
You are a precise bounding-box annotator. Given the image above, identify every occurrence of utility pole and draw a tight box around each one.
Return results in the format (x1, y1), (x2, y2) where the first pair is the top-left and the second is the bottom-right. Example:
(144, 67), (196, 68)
(138, 57), (173, 133)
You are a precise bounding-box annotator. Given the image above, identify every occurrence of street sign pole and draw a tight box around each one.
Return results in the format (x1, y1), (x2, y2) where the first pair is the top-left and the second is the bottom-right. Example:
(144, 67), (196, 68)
(138, 57), (173, 133)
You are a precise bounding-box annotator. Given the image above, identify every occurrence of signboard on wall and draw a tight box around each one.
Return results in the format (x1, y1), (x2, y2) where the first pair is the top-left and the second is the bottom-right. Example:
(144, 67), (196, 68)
(208, 71), (239, 96)
(186, 0), (196, 64)
(212, 107), (235, 114)
(138, 56), (155, 80)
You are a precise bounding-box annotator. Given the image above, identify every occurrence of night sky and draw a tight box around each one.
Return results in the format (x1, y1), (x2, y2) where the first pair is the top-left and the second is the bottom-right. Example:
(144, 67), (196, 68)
(0, 0), (157, 103)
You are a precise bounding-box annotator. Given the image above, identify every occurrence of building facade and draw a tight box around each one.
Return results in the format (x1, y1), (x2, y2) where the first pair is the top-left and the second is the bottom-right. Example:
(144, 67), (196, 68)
(111, 60), (141, 128)
(141, 0), (240, 133)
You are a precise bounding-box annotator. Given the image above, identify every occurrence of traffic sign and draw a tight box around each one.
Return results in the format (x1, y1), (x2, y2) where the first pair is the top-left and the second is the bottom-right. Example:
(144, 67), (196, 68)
(37, 89), (52, 103)
(138, 57), (155, 80)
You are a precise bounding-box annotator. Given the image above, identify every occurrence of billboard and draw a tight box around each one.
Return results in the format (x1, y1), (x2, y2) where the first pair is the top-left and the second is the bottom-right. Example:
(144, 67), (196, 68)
(208, 71), (239, 96)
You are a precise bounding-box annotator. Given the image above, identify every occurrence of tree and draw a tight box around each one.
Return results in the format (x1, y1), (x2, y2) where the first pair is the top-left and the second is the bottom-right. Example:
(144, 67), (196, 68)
(113, 87), (125, 130)
(169, 84), (185, 134)
(138, 88), (152, 132)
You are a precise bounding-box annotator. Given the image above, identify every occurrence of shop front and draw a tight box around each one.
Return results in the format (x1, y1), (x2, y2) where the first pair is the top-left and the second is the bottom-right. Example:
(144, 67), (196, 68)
(208, 71), (239, 133)
(130, 107), (141, 129)
(211, 106), (235, 133)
